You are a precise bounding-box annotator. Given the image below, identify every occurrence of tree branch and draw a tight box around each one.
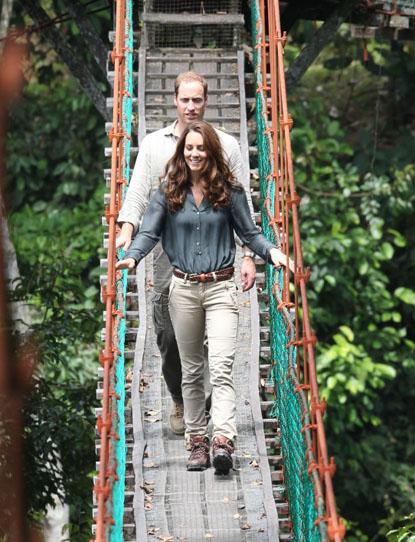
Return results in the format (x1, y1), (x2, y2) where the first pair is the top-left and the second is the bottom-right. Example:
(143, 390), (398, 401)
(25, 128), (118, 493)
(22, 0), (110, 121)
(285, 0), (360, 92)
(66, 0), (108, 80)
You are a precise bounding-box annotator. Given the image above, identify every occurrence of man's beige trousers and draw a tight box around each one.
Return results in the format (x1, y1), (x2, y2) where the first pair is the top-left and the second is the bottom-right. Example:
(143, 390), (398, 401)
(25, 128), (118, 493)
(168, 275), (239, 441)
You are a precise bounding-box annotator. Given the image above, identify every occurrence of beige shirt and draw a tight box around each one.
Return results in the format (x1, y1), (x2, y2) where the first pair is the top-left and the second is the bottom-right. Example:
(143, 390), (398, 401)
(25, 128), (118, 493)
(118, 121), (254, 293)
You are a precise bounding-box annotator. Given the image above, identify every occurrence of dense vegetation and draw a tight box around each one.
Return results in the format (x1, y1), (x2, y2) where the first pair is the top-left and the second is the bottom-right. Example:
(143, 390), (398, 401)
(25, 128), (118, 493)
(5, 2), (110, 538)
(3, 2), (414, 540)
(286, 22), (415, 541)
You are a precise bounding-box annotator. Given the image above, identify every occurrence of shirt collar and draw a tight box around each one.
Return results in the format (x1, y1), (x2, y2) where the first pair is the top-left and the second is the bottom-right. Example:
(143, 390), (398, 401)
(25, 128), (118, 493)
(163, 121), (178, 138)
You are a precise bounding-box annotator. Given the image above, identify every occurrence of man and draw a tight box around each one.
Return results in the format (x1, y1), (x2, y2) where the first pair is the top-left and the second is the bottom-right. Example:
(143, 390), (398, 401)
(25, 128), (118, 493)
(116, 71), (256, 435)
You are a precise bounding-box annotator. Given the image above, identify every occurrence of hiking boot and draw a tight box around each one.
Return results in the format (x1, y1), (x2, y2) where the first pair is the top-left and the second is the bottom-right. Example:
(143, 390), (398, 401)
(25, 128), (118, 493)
(187, 436), (210, 471)
(170, 401), (185, 435)
(212, 435), (234, 475)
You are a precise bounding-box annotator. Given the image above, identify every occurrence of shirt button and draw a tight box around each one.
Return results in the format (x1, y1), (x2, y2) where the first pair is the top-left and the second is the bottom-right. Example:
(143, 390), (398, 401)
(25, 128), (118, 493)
(196, 242), (200, 245)
(198, 251), (201, 255)
(197, 226), (200, 230)
(197, 211), (200, 215)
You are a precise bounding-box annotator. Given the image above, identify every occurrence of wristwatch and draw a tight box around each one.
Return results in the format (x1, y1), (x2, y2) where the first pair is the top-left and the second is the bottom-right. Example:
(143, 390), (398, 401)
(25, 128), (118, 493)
(242, 250), (255, 259)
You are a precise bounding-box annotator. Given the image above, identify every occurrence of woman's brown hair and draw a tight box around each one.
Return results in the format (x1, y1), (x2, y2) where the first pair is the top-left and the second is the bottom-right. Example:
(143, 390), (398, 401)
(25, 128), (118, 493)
(163, 121), (242, 213)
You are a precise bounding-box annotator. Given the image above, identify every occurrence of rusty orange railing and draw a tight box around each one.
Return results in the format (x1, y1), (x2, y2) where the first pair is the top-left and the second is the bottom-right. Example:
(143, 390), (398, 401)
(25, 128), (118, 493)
(93, 0), (130, 539)
(253, 1), (346, 540)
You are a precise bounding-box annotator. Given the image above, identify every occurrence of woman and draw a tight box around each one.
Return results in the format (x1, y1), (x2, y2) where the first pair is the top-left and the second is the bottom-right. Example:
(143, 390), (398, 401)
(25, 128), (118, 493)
(116, 121), (292, 475)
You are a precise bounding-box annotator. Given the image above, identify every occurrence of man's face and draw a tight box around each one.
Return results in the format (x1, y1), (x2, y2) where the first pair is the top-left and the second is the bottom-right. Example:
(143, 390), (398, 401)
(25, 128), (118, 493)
(174, 81), (207, 126)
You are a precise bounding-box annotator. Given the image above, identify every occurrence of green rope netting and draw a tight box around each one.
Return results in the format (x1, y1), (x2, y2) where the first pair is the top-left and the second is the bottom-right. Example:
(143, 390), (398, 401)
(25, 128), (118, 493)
(110, 1), (134, 540)
(251, 1), (326, 540)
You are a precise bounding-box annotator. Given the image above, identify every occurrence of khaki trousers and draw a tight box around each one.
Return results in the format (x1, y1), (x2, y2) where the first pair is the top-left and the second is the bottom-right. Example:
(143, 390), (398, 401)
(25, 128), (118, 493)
(168, 275), (239, 441)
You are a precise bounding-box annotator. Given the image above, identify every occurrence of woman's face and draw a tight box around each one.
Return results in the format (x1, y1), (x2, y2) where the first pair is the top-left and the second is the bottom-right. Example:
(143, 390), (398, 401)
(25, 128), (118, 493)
(184, 131), (207, 174)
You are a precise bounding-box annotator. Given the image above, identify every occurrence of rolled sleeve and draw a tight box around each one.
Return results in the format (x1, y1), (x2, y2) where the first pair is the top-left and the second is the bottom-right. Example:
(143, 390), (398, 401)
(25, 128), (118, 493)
(117, 137), (154, 233)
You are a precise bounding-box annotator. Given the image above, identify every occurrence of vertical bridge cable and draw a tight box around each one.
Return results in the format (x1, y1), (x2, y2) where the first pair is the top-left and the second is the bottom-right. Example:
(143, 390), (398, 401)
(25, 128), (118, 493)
(94, 0), (134, 540)
(252, 1), (346, 540)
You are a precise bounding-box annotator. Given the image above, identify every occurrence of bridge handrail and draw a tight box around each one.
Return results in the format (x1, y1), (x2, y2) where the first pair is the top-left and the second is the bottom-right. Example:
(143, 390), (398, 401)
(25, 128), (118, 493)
(93, 1), (134, 540)
(252, 1), (345, 540)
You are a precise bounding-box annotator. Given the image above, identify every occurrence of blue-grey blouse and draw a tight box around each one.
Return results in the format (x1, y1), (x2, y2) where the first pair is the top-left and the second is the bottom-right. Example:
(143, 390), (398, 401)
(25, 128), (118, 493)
(125, 184), (275, 274)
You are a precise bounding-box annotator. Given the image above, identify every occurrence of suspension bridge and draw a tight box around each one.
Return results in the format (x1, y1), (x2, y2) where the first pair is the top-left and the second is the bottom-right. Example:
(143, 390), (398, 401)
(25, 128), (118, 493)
(94, 1), (346, 541)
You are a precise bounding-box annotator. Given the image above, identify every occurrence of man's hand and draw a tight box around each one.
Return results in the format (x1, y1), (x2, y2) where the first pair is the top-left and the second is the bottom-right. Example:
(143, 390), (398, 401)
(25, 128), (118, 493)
(115, 258), (136, 270)
(270, 248), (295, 273)
(116, 222), (134, 250)
(240, 256), (256, 292)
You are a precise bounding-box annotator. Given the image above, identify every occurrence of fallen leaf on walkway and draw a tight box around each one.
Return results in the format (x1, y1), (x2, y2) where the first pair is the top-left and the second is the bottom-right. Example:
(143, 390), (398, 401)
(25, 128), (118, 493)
(233, 513), (240, 520)
(258, 528), (265, 533)
(144, 460), (155, 468)
(156, 535), (174, 542)
(222, 496), (230, 503)
(237, 504), (245, 510)
(141, 481), (155, 494)
(139, 376), (150, 392)
(205, 534), (214, 539)
(147, 526), (160, 535)
(249, 459), (259, 469)
(241, 523), (251, 530)
(144, 409), (160, 417)
(144, 502), (152, 510)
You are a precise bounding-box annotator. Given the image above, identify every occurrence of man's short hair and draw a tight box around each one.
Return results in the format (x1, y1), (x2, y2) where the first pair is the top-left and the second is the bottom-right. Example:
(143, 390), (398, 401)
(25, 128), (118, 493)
(174, 71), (208, 98)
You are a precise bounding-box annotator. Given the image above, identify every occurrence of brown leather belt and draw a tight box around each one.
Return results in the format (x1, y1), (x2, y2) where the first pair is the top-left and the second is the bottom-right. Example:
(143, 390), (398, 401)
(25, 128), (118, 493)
(173, 266), (234, 283)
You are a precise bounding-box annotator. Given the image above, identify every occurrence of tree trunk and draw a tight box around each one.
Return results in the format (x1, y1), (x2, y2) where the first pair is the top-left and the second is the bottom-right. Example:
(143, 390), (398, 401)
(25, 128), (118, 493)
(285, 0), (360, 92)
(0, 211), (30, 335)
(66, 0), (108, 80)
(0, 0), (15, 52)
(22, 0), (110, 121)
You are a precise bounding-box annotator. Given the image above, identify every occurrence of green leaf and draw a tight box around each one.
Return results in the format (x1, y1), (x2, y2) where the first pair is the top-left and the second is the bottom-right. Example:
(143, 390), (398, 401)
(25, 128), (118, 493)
(380, 242), (394, 260)
(339, 325), (354, 342)
(395, 287), (415, 306)
(388, 228), (406, 248)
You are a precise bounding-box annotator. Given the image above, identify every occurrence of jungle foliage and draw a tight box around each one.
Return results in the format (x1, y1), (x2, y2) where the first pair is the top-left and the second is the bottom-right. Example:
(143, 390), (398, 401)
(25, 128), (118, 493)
(286, 21), (415, 541)
(3, 3), (415, 541)
(5, 1), (110, 539)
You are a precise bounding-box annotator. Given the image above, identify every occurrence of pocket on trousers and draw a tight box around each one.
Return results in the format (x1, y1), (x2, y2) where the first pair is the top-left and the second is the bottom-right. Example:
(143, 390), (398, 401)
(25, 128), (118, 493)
(225, 281), (238, 307)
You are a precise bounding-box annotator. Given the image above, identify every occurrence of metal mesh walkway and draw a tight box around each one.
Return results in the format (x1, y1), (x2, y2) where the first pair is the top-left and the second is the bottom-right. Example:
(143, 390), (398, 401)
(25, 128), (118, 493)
(131, 255), (281, 541)
(125, 33), (284, 539)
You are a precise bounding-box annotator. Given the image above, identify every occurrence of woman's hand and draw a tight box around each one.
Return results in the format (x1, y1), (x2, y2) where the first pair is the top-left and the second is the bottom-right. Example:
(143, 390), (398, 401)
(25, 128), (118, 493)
(115, 258), (136, 270)
(270, 248), (295, 273)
